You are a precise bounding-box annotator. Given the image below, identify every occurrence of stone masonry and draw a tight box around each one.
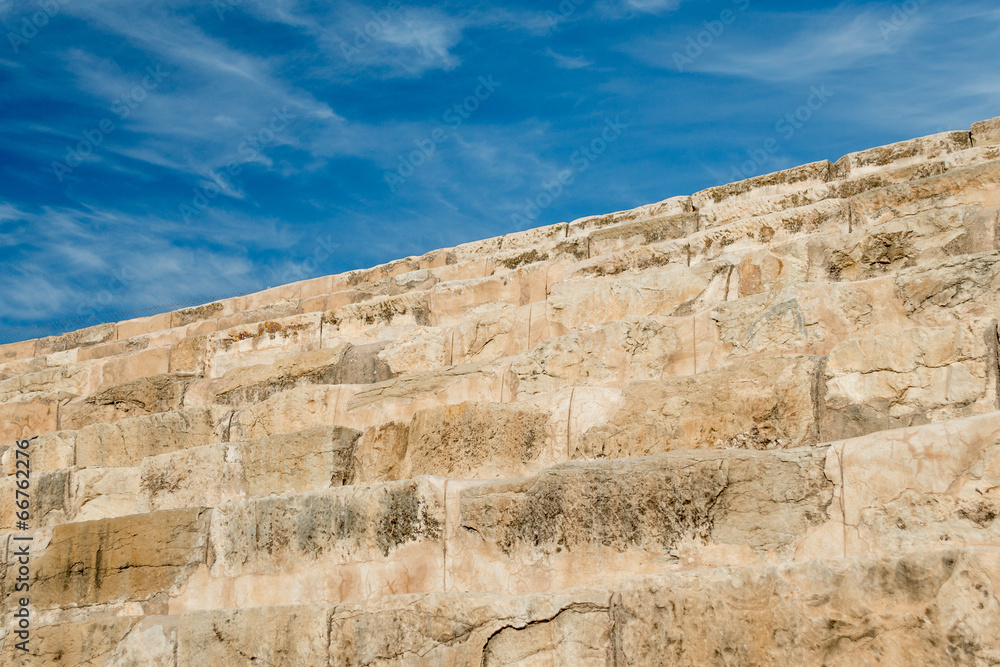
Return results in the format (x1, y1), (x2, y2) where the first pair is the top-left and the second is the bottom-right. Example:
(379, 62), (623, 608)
(2, 117), (1000, 664)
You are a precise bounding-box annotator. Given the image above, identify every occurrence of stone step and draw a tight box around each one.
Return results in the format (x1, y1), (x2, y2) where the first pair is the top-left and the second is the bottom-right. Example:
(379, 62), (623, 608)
(5, 546), (999, 665)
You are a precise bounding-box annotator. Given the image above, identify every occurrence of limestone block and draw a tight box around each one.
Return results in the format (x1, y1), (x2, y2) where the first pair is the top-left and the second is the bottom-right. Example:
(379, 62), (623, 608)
(693, 160), (833, 227)
(833, 131), (972, 178)
(91, 346), (171, 391)
(896, 251), (1000, 325)
(0, 468), (70, 527)
(35, 323), (115, 356)
(850, 160), (1000, 227)
(342, 364), (507, 432)
(972, 116), (1000, 147)
(708, 276), (909, 362)
(206, 313), (321, 379)
(230, 385), (343, 441)
(614, 548), (1000, 666)
(60, 373), (197, 430)
(239, 425), (360, 496)
(353, 402), (551, 483)
(377, 326), (448, 375)
(77, 335), (151, 362)
(0, 615), (143, 666)
(176, 606), (327, 665)
(0, 396), (58, 442)
(0, 339), (36, 363)
(0, 362), (89, 403)
(215, 299), (302, 331)
(323, 292), (431, 344)
(1, 430), (75, 475)
(451, 303), (529, 366)
(429, 265), (547, 326)
(448, 447), (833, 595)
(825, 206), (998, 282)
(329, 588), (614, 666)
(139, 443), (245, 512)
(568, 195), (692, 235)
(831, 412), (1000, 557)
(169, 333), (208, 374)
(547, 264), (711, 331)
(186, 345), (394, 409)
(115, 311), (174, 340)
(18, 507), (211, 609)
(822, 320), (997, 440)
(509, 316), (685, 397)
(69, 466), (141, 523)
(171, 478), (446, 610)
(577, 355), (820, 458)
(75, 406), (231, 468)
(587, 212), (699, 256)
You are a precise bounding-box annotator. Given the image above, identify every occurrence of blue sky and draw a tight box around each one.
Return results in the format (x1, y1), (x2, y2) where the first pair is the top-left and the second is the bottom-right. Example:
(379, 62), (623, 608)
(1, 0), (998, 339)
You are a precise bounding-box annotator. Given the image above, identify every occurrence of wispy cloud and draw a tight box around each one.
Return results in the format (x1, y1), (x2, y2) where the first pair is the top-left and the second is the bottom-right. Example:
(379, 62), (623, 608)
(546, 48), (592, 69)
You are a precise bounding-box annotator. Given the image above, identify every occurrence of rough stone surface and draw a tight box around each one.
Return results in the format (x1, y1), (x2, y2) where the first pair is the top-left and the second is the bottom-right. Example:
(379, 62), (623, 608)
(2, 120), (1000, 664)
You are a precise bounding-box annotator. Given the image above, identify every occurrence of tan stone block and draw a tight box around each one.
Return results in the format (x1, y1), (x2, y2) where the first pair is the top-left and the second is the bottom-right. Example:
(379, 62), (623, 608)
(35, 323), (116, 356)
(510, 316), (685, 397)
(354, 402), (550, 483)
(578, 355), (820, 458)
(323, 292), (431, 343)
(215, 299), (302, 331)
(567, 194), (692, 235)
(69, 467), (141, 523)
(451, 303), (529, 366)
(329, 588), (613, 666)
(547, 264), (711, 331)
(0, 397), (58, 442)
(831, 412), (1000, 556)
(139, 443), (245, 512)
(833, 131), (972, 178)
(707, 275), (909, 362)
(298, 288), (354, 315)
(377, 326), (447, 375)
(177, 606), (328, 665)
(429, 265), (547, 326)
(115, 312), (173, 340)
(0, 363), (89, 402)
(587, 212), (699, 257)
(171, 301), (228, 327)
(614, 548), (1000, 665)
(896, 250), (1000, 325)
(240, 425), (360, 496)
(1, 430), (75, 475)
(0, 339), (37, 363)
(0, 616), (144, 666)
(60, 373), (196, 430)
(92, 345), (171, 390)
(20, 507), (210, 608)
(822, 320), (996, 440)
(205, 313), (322, 379)
(169, 478), (445, 610)
(850, 159), (1000, 227)
(693, 160), (834, 227)
(449, 447), (833, 595)
(77, 336), (151, 362)
(0, 468), (70, 527)
(230, 385), (343, 440)
(169, 333), (207, 374)
(972, 116), (1000, 147)
(75, 406), (230, 468)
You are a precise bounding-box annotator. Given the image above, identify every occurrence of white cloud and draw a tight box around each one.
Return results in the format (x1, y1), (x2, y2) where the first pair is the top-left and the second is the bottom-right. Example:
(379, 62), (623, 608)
(546, 48), (593, 69)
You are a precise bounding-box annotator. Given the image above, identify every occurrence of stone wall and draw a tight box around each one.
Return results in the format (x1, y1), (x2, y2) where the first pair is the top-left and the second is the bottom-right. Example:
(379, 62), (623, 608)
(2, 118), (1000, 664)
